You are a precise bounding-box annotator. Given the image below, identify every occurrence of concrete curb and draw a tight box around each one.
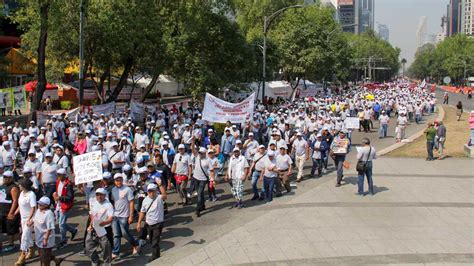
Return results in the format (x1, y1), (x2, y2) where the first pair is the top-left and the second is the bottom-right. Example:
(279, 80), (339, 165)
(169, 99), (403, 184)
(377, 105), (446, 156)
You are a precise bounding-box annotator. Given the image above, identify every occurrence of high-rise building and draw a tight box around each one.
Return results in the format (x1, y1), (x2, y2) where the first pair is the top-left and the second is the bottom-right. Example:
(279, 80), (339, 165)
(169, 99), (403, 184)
(322, 0), (374, 34)
(447, 0), (462, 36)
(416, 16), (428, 49)
(377, 23), (389, 41)
(460, 0), (473, 35)
(358, 0), (375, 33)
(338, 0), (357, 33)
(436, 15), (448, 43)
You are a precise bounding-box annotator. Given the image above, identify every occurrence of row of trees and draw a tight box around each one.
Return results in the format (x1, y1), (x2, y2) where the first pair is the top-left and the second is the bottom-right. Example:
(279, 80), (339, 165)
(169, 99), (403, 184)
(409, 34), (474, 85)
(10, 0), (401, 111)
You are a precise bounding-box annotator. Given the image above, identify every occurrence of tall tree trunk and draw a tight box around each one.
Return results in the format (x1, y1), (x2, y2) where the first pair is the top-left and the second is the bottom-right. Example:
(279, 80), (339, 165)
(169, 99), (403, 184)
(31, 0), (50, 122)
(140, 72), (160, 102)
(106, 57), (133, 103)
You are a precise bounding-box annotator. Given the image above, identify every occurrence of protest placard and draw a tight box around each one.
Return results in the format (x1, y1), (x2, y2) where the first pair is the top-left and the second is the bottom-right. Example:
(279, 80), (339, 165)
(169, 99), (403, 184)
(202, 93), (255, 123)
(73, 151), (103, 185)
(90, 102), (116, 116)
(344, 117), (360, 129)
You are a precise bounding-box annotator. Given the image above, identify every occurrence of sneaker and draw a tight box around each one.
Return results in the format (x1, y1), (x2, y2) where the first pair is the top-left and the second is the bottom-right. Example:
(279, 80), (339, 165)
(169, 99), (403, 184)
(111, 254), (119, 260)
(70, 229), (78, 241)
(192, 192), (198, 197)
(187, 193), (191, 198)
(212, 196), (218, 202)
(79, 250), (87, 256)
(323, 169), (327, 174)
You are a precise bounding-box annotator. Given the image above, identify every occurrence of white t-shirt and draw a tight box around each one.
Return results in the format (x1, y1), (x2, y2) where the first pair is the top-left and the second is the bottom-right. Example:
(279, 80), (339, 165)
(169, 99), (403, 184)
(193, 157), (210, 181)
(228, 155), (249, 180)
(1, 148), (16, 166)
(41, 162), (58, 184)
(33, 209), (55, 248)
(276, 153), (293, 171)
(252, 153), (266, 171)
(25, 159), (42, 176)
(292, 138), (308, 156)
(173, 153), (191, 176)
(111, 186), (134, 218)
(89, 199), (114, 227)
(19, 191), (36, 220)
(262, 157), (278, 178)
(140, 195), (164, 225)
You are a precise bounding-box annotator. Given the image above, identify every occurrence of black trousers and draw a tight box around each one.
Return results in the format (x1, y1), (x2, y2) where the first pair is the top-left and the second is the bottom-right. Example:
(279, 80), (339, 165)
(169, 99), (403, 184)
(140, 222), (163, 260)
(194, 178), (208, 213)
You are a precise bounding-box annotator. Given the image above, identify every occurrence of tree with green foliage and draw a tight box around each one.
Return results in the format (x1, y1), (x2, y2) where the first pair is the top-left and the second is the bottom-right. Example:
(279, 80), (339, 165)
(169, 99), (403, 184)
(348, 30), (401, 82)
(409, 34), (474, 84)
(409, 43), (436, 80)
(271, 5), (351, 90)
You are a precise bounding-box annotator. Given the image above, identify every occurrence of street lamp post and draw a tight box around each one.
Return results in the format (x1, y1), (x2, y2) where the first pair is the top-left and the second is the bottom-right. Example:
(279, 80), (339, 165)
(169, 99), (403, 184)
(79, 0), (85, 105)
(262, 5), (303, 103)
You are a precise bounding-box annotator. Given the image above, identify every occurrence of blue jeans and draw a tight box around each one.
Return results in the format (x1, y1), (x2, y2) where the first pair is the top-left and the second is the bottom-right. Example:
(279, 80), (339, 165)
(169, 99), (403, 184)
(311, 158), (323, 176)
(251, 170), (264, 197)
(426, 140), (435, 159)
(58, 210), (76, 243)
(357, 161), (373, 194)
(112, 217), (138, 255)
(379, 124), (387, 138)
(415, 114), (422, 124)
(263, 176), (275, 202)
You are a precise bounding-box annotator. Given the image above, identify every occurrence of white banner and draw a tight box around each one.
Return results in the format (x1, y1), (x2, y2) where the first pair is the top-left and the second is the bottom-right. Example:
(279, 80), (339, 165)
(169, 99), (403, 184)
(90, 102), (116, 116)
(345, 117), (360, 129)
(73, 151), (103, 185)
(202, 93), (255, 123)
(130, 101), (156, 122)
(37, 107), (81, 126)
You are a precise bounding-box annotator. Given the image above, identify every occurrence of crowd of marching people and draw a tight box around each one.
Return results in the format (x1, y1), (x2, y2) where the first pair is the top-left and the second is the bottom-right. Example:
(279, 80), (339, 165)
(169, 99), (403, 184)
(0, 81), (438, 265)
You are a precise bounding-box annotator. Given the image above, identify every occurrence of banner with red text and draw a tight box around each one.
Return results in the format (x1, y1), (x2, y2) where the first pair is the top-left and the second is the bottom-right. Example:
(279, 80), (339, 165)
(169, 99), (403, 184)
(202, 93), (255, 123)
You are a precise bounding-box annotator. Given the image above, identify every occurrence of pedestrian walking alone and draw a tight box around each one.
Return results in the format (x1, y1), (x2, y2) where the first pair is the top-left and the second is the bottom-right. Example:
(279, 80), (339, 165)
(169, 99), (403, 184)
(356, 138), (376, 196)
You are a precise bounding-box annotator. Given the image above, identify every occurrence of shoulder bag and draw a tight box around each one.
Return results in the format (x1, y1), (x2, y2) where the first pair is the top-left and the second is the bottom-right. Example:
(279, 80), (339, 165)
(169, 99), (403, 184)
(356, 147), (371, 173)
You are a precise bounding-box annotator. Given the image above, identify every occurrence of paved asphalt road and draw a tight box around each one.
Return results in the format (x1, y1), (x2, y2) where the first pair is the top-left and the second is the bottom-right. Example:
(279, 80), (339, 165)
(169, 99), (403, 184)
(0, 107), (441, 265)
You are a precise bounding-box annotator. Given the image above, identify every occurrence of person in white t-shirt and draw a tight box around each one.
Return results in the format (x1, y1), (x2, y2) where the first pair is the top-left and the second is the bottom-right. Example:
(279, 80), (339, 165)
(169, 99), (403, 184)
(34, 197), (63, 266)
(14, 178), (36, 265)
(225, 148), (249, 208)
(171, 144), (192, 205)
(378, 110), (390, 139)
(86, 188), (113, 266)
(276, 145), (293, 195)
(136, 183), (167, 263)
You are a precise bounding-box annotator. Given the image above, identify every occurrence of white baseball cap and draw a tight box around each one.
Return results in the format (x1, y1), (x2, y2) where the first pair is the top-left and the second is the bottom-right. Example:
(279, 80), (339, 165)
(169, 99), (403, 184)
(95, 188), (107, 195)
(147, 183), (158, 191)
(178, 144), (185, 150)
(37, 196), (51, 206)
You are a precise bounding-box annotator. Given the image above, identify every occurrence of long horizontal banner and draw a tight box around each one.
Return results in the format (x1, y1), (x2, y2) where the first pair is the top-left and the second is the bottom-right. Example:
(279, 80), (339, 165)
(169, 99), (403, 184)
(202, 93), (255, 123)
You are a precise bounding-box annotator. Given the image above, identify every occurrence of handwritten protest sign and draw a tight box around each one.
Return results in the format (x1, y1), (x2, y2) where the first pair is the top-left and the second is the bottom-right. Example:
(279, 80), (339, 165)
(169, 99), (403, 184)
(73, 151), (103, 185)
(202, 93), (255, 123)
(344, 117), (360, 129)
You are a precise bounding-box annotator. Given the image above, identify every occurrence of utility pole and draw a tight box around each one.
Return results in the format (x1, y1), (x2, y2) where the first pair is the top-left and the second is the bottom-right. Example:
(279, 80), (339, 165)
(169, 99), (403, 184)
(262, 4), (304, 103)
(79, 0), (85, 105)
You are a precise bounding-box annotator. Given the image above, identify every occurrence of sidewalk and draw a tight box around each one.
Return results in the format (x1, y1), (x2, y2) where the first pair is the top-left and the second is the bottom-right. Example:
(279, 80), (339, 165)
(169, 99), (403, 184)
(169, 157), (474, 265)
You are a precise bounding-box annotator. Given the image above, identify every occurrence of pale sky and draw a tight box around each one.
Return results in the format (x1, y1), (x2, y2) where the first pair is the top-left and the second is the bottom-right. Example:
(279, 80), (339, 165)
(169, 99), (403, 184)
(374, 0), (447, 65)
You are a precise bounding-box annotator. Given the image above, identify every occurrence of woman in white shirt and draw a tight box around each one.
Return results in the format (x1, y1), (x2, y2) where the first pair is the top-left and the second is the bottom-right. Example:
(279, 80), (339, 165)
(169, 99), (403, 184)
(34, 196), (63, 266)
(14, 178), (37, 265)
